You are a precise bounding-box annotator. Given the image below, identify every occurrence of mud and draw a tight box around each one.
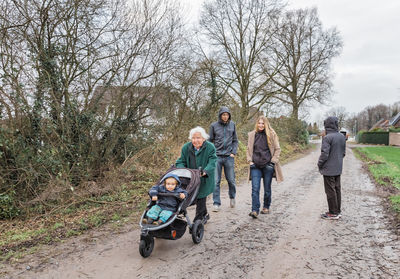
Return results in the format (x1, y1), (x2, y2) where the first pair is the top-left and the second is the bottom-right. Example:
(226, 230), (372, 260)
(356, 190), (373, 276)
(2, 145), (400, 278)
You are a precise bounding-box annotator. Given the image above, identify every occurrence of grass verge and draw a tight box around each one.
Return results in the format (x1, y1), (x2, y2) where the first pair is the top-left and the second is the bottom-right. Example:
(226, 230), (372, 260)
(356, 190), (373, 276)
(354, 146), (400, 216)
(0, 181), (152, 262)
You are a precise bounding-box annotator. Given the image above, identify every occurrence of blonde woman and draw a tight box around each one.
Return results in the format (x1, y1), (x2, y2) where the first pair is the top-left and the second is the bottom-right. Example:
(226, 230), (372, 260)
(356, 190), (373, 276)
(246, 116), (283, 218)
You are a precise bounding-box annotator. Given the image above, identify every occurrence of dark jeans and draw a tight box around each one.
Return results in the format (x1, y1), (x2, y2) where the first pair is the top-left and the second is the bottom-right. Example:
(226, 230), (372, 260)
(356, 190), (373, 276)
(250, 164), (274, 213)
(213, 156), (236, 205)
(194, 197), (207, 222)
(323, 175), (341, 215)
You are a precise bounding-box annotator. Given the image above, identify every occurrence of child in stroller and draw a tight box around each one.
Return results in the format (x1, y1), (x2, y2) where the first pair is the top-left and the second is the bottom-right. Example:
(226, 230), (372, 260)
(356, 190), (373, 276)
(142, 173), (187, 225)
(139, 167), (206, 258)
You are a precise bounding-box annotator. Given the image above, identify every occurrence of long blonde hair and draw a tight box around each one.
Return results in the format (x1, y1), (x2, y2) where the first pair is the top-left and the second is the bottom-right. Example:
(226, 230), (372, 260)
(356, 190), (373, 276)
(254, 116), (273, 145)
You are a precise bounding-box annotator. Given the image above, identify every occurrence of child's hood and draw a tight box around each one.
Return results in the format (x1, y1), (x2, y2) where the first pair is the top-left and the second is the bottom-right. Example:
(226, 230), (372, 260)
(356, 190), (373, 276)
(161, 173), (181, 186)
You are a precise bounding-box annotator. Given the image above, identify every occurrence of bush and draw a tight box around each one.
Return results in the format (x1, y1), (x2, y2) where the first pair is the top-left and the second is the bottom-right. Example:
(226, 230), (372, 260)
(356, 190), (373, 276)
(0, 191), (20, 219)
(270, 117), (309, 145)
(356, 130), (366, 143)
(358, 131), (389, 145)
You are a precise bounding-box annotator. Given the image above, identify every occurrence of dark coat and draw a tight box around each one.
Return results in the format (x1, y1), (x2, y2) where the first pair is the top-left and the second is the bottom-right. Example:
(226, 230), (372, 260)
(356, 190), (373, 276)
(318, 116), (346, 176)
(209, 106), (238, 156)
(175, 141), (217, 199)
(148, 173), (188, 212)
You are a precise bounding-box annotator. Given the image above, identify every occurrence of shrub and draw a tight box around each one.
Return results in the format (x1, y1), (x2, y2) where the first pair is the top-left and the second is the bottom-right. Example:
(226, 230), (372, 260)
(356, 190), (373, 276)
(270, 117), (309, 145)
(358, 131), (389, 145)
(0, 191), (20, 219)
(356, 130), (366, 143)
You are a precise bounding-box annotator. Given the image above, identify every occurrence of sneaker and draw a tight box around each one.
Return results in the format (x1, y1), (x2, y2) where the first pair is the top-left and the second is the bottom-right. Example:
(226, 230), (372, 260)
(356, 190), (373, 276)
(261, 208), (269, 214)
(230, 199), (236, 208)
(213, 204), (220, 212)
(321, 213), (339, 220)
(322, 211), (342, 218)
(249, 211), (258, 219)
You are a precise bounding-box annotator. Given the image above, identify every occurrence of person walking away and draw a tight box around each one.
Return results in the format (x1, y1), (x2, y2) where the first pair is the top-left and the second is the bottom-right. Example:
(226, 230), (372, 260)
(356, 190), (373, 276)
(209, 106), (238, 212)
(176, 127), (217, 223)
(318, 116), (346, 220)
(246, 116), (283, 218)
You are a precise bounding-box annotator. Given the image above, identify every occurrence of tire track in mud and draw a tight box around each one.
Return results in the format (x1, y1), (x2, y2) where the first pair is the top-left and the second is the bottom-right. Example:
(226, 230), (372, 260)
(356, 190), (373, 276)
(138, 150), (324, 279)
(4, 145), (400, 279)
(249, 146), (400, 279)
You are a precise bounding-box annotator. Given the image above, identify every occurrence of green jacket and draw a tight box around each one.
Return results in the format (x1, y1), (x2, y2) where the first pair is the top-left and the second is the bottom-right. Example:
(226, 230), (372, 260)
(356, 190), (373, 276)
(176, 141), (217, 199)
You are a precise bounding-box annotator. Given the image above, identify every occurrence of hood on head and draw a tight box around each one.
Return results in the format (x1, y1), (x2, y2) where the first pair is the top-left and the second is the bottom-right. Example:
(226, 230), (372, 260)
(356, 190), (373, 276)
(218, 106), (231, 121)
(161, 173), (181, 186)
(324, 116), (339, 132)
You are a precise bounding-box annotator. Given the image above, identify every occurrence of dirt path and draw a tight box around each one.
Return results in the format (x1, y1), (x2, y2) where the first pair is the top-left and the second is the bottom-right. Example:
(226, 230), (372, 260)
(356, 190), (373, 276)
(3, 146), (400, 278)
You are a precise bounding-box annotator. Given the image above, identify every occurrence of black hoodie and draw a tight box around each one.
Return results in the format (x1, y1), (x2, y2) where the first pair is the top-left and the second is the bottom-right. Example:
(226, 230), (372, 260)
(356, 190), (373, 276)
(209, 106), (238, 156)
(317, 116), (346, 176)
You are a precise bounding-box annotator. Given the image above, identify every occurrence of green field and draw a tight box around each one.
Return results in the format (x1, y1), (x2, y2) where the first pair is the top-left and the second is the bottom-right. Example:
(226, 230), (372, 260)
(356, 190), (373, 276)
(355, 146), (400, 212)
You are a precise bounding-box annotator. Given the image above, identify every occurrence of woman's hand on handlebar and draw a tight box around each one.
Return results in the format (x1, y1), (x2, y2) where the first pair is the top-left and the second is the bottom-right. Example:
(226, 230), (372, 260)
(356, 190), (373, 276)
(179, 193), (186, 200)
(151, 196), (158, 201)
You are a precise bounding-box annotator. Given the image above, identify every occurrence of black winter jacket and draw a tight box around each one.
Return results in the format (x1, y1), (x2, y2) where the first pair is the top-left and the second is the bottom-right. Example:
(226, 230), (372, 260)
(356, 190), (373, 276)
(318, 116), (346, 176)
(209, 106), (238, 156)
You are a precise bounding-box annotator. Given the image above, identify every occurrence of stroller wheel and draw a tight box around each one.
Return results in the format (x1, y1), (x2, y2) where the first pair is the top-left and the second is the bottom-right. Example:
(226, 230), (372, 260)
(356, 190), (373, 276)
(139, 235), (154, 258)
(191, 220), (204, 244)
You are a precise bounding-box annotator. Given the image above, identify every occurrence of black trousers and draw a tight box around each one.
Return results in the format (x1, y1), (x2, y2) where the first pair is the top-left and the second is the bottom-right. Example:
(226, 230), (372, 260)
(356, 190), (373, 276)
(323, 175), (341, 215)
(194, 197), (207, 221)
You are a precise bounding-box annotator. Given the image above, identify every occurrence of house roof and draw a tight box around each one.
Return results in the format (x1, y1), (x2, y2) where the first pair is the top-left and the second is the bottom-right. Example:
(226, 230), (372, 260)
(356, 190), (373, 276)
(88, 85), (170, 112)
(370, 118), (386, 130)
(389, 112), (400, 126)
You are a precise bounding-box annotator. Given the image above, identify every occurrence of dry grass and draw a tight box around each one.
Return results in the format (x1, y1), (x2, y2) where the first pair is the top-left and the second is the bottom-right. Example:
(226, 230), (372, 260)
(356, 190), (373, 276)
(0, 139), (314, 263)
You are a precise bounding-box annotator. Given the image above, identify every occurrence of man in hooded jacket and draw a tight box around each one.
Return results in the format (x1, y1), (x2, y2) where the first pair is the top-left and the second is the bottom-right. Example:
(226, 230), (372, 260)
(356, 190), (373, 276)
(318, 116), (346, 220)
(209, 106), (238, 211)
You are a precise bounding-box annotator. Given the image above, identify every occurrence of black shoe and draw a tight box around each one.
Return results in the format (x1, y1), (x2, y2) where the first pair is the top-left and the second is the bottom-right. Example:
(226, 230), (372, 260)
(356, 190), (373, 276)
(203, 214), (210, 224)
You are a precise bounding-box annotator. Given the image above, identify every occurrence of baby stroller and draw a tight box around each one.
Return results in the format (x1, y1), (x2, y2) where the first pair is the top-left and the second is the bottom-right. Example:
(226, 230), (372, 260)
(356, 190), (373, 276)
(139, 166), (206, 258)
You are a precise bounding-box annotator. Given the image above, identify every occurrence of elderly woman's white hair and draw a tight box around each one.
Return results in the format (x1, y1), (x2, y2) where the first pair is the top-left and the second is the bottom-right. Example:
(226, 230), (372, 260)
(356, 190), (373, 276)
(188, 126), (209, 140)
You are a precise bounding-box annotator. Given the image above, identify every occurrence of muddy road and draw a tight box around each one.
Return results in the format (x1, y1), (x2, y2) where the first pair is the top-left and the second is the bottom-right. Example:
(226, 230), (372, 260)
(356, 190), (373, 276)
(3, 145), (400, 278)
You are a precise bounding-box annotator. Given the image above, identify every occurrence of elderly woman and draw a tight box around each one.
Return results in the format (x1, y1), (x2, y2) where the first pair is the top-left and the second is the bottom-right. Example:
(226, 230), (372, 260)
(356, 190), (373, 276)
(176, 126), (217, 222)
(247, 116), (283, 218)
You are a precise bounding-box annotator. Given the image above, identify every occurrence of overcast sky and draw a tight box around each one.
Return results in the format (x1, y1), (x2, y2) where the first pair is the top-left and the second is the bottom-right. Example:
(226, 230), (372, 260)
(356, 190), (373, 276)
(183, 0), (400, 124)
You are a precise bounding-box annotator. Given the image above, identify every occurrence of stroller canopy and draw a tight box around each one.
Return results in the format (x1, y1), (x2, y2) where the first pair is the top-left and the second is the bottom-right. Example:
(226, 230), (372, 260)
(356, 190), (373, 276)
(159, 167), (201, 210)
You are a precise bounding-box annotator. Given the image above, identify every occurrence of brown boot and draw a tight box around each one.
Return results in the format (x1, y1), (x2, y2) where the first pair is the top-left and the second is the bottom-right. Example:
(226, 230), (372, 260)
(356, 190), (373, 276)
(153, 219), (163, 225)
(142, 218), (153, 224)
(249, 211), (258, 218)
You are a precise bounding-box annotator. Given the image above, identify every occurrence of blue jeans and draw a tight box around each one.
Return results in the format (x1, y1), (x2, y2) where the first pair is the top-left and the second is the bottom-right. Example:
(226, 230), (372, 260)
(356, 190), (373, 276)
(213, 156), (236, 206)
(146, 205), (173, 223)
(250, 164), (274, 213)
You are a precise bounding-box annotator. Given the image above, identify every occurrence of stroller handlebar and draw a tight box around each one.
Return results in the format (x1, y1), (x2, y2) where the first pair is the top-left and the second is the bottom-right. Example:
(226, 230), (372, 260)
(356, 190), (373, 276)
(157, 192), (186, 200)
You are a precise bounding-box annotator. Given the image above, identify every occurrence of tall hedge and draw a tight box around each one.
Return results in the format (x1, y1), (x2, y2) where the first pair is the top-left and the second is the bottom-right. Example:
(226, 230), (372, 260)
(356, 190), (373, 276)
(358, 131), (389, 145)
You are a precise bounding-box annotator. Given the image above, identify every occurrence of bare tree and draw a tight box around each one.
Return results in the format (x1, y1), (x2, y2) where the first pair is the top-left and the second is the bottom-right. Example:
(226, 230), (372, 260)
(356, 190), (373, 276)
(265, 8), (342, 120)
(348, 103), (399, 133)
(198, 0), (283, 123)
(0, 0), (184, 199)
